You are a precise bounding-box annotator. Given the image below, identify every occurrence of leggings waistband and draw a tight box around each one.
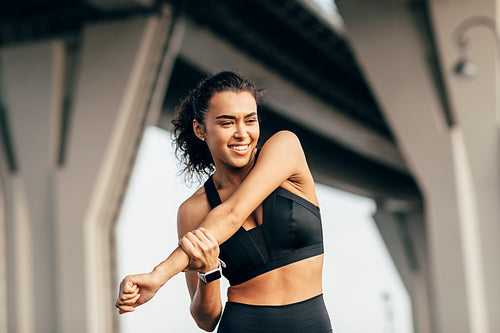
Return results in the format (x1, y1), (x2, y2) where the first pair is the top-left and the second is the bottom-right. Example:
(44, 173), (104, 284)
(218, 294), (332, 333)
(226, 293), (324, 309)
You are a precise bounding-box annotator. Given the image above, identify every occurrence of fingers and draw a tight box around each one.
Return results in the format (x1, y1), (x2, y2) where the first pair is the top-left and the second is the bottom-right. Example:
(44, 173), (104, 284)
(179, 233), (197, 255)
(116, 272), (161, 314)
(119, 276), (139, 294)
(179, 229), (220, 272)
(197, 227), (218, 244)
(179, 231), (205, 255)
(116, 276), (140, 314)
(181, 228), (218, 251)
(117, 292), (141, 306)
(121, 288), (139, 301)
(193, 228), (209, 239)
(124, 279), (139, 294)
(194, 229), (219, 258)
(179, 231), (219, 262)
(116, 291), (141, 314)
(117, 304), (136, 314)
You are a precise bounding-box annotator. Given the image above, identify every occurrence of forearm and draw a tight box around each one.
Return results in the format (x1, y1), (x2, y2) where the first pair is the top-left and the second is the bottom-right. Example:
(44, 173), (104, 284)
(151, 246), (190, 285)
(196, 205), (241, 245)
(152, 208), (237, 299)
(152, 220), (232, 285)
(190, 280), (222, 331)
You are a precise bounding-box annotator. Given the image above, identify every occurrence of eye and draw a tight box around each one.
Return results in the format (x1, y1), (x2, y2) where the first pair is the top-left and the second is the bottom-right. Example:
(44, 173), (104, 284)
(220, 121), (233, 126)
(246, 118), (258, 124)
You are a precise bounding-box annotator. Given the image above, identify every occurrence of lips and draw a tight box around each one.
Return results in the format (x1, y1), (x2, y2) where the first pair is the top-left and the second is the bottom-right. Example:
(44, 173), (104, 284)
(228, 144), (250, 152)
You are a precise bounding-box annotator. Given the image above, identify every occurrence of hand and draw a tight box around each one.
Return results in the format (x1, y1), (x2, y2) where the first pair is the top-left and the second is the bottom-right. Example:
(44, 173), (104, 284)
(179, 227), (220, 272)
(115, 272), (162, 314)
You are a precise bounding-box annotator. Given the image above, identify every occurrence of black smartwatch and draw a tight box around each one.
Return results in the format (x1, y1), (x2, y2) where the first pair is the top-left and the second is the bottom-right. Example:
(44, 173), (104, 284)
(198, 259), (225, 283)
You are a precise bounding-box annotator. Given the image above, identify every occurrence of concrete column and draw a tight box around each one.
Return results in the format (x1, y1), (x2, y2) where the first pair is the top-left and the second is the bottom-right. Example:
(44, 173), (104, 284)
(56, 9), (182, 333)
(0, 5), (183, 333)
(429, 1), (500, 331)
(374, 206), (432, 333)
(1, 41), (62, 333)
(336, 0), (489, 331)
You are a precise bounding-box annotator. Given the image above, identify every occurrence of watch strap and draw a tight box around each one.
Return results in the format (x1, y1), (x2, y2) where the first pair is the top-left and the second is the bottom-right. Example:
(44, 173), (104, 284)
(198, 259), (226, 283)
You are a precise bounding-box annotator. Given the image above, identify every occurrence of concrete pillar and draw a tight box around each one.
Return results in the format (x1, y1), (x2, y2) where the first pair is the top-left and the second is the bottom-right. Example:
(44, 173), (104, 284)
(1, 40), (61, 333)
(374, 205), (432, 333)
(336, 0), (500, 331)
(0, 6), (183, 333)
(429, 1), (500, 331)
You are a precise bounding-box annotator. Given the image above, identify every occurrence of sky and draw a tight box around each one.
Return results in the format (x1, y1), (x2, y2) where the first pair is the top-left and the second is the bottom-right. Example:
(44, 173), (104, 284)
(116, 126), (413, 333)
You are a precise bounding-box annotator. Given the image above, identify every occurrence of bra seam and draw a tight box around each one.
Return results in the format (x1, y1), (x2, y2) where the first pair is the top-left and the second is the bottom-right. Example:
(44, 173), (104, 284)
(275, 188), (320, 217)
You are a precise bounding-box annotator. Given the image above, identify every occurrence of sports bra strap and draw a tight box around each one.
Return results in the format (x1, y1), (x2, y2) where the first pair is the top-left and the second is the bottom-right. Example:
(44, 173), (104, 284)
(204, 175), (222, 209)
(204, 149), (260, 210)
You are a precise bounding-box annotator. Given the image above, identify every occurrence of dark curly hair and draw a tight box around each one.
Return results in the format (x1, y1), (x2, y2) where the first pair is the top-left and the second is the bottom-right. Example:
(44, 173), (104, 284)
(171, 70), (265, 182)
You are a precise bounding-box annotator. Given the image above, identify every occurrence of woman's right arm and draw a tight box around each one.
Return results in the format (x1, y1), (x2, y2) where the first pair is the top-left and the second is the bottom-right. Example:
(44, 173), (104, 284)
(177, 203), (223, 332)
(116, 199), (223, 331)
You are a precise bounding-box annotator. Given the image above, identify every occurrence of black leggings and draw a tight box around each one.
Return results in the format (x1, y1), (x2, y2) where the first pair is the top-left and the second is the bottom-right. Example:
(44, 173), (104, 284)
(217, 294), (333, 333)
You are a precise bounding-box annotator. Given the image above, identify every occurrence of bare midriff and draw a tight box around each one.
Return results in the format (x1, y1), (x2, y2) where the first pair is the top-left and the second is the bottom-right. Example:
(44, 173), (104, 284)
(226, 254), (324, 306)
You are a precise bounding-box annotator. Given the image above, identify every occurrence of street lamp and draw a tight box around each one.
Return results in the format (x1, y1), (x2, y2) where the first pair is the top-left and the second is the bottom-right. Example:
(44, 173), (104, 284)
(452, 16), (499, 78)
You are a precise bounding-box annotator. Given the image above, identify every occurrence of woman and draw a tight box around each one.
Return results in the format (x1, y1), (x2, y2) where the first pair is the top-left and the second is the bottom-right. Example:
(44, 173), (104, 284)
(116, 71), (332, 332)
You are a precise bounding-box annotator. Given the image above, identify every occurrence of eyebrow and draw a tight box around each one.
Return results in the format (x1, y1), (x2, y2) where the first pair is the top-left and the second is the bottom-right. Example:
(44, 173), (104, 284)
(215, 112), (257, 120)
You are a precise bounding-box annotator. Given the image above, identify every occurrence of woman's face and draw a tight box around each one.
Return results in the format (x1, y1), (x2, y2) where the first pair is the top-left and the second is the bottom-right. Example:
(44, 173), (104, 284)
(196, 91), (260, 171)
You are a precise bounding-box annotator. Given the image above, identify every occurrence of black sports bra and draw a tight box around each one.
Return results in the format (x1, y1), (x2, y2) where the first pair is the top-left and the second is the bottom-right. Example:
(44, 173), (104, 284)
(204, 175), (324, 286)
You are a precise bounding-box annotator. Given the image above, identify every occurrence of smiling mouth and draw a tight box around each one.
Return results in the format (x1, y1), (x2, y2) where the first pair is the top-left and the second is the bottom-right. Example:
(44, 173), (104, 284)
(229, 144), (250, 152)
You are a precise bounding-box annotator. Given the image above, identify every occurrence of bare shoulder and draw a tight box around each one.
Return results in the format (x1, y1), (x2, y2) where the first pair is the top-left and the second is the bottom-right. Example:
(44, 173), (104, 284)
(177, 186), (212, 238)
(260, 131), (317, 204)
(262, 130), (303, 152)
(258, 130), (305, 164)
(258, 130), (307, 171)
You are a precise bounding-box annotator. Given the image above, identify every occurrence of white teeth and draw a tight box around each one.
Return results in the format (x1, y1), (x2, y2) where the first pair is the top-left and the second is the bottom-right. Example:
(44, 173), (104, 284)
(230, 145), (248, 151)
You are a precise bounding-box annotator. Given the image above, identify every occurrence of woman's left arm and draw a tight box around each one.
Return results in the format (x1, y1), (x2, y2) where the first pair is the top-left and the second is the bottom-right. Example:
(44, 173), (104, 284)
(158, 130), (311, 271)
(195, 130), (311, 242)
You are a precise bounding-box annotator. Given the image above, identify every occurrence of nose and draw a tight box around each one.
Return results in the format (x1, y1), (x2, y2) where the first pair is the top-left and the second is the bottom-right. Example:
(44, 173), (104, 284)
(234, 122), (248, 140)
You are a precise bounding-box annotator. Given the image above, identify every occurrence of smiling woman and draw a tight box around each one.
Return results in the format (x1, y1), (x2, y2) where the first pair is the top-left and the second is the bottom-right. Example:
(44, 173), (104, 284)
(193, 91), (260, 171)
(116, 127), (414, 333)
(115, 71), (333, 332)
(170, 71), (265, 182)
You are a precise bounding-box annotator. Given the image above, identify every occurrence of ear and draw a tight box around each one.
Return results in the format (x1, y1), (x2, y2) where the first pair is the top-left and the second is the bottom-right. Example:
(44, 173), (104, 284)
(193, 119), (205, 141)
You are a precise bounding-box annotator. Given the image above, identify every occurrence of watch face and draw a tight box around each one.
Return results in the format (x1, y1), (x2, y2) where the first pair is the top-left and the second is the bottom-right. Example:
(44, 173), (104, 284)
(205, 270), (222, 283)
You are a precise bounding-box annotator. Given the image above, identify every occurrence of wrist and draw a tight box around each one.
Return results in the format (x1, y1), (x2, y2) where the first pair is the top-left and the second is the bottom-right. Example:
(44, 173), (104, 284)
(199, 262), (220, 274)
(151, 265), (171, 287)
(197, 259), (225, 284)
(152, 247), (189, 286)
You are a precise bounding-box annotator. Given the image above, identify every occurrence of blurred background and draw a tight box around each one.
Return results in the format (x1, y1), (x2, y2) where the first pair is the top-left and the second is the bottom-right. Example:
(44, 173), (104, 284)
(0, 0), (499, 332)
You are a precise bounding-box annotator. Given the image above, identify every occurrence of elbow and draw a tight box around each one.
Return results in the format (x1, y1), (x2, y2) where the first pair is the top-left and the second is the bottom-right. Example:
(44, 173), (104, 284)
(191, 306), (221, 332)
(193, 314), (221, 332)
(197, 320), (219, 332)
